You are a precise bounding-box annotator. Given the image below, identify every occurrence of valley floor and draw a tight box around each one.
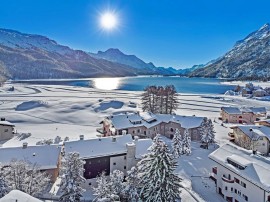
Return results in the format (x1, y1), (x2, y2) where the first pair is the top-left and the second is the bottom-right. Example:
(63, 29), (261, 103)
(1, 83), (270, 202)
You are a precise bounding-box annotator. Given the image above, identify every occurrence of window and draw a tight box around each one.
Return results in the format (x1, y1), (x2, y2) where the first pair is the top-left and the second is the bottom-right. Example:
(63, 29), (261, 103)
(89, 182), (91, 186)
(170, 128), (174, 132)
(124, 166), (126, 169)
(113, 162), (116, 165)
(225, 186), (227, 191)
(137, 129), (140, 133)
(124, 156), (126, 160)
(262, 143), (265, 146)
(4, 129), (8, 132)
(243, 194), (248, 201)
(133, 130), (135, 134)
(241, 181), (246, 188)
(231, 187), (233, 192)
(234, 177), (239, 183)
(234, 189), (237, 194)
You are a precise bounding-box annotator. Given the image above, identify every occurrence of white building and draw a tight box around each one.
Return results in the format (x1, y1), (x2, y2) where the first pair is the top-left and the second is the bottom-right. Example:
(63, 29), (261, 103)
(0, 118), (15, 141)
(64, 134), (152, 185)
(0, 143), (61, 182)
(209, 144), (270, 202)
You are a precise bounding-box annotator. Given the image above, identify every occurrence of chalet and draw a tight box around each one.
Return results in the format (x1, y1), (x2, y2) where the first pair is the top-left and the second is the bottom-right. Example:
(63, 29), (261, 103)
(220, 107), (267, 124)
(0, 118), (15, 141)
(64, 134), (152, 185)
(209, 144), (270, 202)
(0, 143), (61, 182)
(99, 112), (205, 141)
(230, 125), (270, 155)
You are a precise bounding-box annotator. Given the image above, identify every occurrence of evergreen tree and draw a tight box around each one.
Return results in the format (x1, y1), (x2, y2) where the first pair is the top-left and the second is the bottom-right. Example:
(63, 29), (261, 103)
(110, 170), (125, 199)
(123, 166), (140, 202)
(172, 128), (183, 158)
(137, 135), (182, 202)
(182, 129), (191, 155)
(200, 118), (215, 145)
(1, 159), (50, 196)
(60, 152), (86, 202)
(93, 172), (112, 201)
(0, 166), (9, 197)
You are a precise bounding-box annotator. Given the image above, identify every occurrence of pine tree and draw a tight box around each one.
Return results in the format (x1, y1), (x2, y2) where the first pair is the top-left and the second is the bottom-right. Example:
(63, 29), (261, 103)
(1, 159), (50, 196)
(172, 128), (183, 158)
(110, 170), (125, 199)
(123, 166), (140, 202)
(200, 118), (215, 145)
(137, 135), (182, 202)
(93, 172), (112, 201)
(60, 152), (86, 202)
(0, 166), (9, 197)
(182, 129), (191, 155)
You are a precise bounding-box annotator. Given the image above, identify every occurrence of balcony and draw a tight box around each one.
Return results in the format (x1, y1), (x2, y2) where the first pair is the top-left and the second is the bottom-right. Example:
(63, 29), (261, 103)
(222, 175), (234, 183)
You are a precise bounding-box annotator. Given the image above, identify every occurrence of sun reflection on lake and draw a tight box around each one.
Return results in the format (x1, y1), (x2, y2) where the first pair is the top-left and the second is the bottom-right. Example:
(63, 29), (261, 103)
(93, 78), (121, 90)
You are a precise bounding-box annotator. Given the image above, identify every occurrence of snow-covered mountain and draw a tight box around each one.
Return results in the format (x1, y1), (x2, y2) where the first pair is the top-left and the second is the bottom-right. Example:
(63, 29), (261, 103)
(0, 28), (140, 80)
(190, 23), (270, 80)
(89, 48), (179, 75)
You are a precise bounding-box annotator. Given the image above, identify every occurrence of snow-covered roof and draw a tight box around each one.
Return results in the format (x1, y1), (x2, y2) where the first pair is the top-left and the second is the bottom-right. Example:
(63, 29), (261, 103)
(209, 144), (270, 191)
(0, 145), (61, 169)
(135, 139), (153, 159)
(0, 120), (14, 127)
(231, 125), (270, 140)
(221, 107), (241, 114)
(65, 134), (133, 159)
(221, 107), (266, 115)
(107, 112), (204, 130)
(255, 119), (270, 124)
(0, 190), (42, 202)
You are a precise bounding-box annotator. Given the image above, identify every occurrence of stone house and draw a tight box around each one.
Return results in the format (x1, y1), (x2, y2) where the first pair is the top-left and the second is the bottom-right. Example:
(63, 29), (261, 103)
(209, 144), (270, 202)
(230, 125), (270, 155)
(0, 118), (15, 141)
(0, 143), (62, 182)
(64, 134), (152, 186)
(220, 107), (267, 124)
(98, 112), (205, 141)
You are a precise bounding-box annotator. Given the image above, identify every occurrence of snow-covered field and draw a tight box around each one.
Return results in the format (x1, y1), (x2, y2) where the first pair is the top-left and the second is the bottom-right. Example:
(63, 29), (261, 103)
(1, 83), (270, 202)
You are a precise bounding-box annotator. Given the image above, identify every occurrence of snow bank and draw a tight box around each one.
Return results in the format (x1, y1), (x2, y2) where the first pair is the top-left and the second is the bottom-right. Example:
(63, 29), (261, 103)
(15, 100), (48, 111)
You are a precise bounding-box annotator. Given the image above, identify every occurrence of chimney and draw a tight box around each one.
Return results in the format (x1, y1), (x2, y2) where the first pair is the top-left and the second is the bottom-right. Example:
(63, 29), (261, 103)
(0, 117), (5, 121)
(22, 142), (28, 149)
(79, 135), (84, 140)
(112, 136), (116, 142)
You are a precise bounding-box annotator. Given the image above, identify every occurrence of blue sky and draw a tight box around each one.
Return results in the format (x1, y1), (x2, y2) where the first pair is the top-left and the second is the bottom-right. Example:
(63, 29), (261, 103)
(0, 0), (270, 68)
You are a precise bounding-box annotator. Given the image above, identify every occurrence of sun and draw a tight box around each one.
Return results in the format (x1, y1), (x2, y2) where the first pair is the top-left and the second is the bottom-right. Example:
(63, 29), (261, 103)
(100, 12), (117, 30)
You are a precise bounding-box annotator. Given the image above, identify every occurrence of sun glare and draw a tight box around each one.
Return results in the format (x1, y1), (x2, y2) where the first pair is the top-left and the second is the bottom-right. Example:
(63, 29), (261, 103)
(93, 78), (120, 90)
(100, 12), (117, 30)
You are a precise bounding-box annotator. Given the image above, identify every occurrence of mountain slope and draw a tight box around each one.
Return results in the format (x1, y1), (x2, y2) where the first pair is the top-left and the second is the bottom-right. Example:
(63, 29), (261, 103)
(90, 48), (178, 75)
(190, 23), (270, 80)
(0, 29), (139, 80)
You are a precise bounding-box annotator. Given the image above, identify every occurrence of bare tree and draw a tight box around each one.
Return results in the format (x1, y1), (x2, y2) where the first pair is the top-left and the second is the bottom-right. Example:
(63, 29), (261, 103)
(141, 85), (179, 114)
(1, 159), (50, 196)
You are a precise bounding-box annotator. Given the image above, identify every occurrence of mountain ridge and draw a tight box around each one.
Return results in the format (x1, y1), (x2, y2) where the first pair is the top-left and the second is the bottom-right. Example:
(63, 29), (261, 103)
(189, 23), (270, 80)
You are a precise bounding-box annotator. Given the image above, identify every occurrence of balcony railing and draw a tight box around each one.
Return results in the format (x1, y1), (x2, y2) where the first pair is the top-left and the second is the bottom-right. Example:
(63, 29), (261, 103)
(222, 175), (234, 183)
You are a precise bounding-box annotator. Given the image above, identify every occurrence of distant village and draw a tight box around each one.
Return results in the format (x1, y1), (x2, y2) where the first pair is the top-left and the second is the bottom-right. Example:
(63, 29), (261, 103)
(226, 82), (270, 98)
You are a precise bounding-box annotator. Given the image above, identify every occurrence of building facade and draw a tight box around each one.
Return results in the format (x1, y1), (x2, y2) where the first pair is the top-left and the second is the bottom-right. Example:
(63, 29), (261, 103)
(0, 118), (15, 141)
(64, 134), (152, 186)
(230, 125), (270, 155)
(0, 143), (61, 182)
(209, 144), (270, 202)
(99, 112), (204, 141)
(220, 107), (267, 124)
